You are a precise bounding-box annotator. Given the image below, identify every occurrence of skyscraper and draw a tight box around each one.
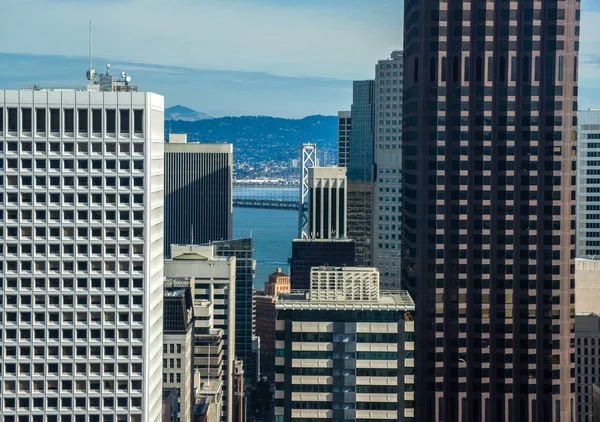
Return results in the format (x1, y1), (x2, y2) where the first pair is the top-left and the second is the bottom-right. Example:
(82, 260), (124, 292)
(402, 1), (579, 421)
(577, 110), (600, 258)
(0, 85), (165, 420)
(372, 50), (404, 288)
(210, 238), (256, 388)
(164, 135), (232, 258)
(164, 245), (236, 422)
(308, 166), (347, 239)
(346, 81), (375, 266)
(338, 111), (351, 168)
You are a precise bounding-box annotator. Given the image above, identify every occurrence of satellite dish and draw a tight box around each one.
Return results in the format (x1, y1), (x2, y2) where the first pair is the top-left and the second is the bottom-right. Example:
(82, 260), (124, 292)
(86, 69), (96, 81)
(125, 75), (131, 83)
(121, 71), (126, 78)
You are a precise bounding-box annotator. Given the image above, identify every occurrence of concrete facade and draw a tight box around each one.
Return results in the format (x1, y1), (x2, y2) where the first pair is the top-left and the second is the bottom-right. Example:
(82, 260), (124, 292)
(308, 166), (347, 239)
(0, 89), (164, 421)
(576, 258), (600, 314)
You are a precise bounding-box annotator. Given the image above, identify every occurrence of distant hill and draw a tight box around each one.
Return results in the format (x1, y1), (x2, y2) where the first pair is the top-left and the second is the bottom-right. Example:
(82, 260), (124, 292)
(165, 105), (213, 121)
(165, 115), (338, 179)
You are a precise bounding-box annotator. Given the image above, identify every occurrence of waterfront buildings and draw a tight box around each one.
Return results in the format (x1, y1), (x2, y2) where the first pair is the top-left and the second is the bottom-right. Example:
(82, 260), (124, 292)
(402, 0), (579, 420)
(163, 286), (195, 422)
(274, 266), (416, 421)
(338, 111), (351, 168)
(210, 238), (256, 387)
(577, 110), (600, 258)
(164, 245), (236, 422)
(164, 135), (232, 258)
(254, 268), (291, 373)
(308, 166), (347, 239)
(0, 83), (165, 420)
(576, 314), (600, 422)
(289, 238), (356, 290)
(372, 50), (404, 288)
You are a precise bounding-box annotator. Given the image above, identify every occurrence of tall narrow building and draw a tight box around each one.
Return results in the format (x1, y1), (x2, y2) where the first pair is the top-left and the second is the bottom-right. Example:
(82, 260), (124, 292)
(402, 1), (579, 421)
(577, 110), (600, 258)
(372, 50), (404, 288)
(164, 135), (232, 258)
(308, 166), (347, 239)
(338, 111), (351, 168)
(0, 79), (165, 420)
(346, 81), (375, 266)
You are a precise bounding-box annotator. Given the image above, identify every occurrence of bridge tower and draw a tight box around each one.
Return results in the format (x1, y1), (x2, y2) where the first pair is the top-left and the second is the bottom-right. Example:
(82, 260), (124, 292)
(298, 143), (317, 238)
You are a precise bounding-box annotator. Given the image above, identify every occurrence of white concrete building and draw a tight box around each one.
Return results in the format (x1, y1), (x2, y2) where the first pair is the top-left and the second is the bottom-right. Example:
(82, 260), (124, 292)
(578, 110), (600, 257)
(275, 266), (416, 421)
(372, 50), (403, 288)
(164, 245), (236, 422)
(0, 82), (165, 420)
(575, 258), (600, 314)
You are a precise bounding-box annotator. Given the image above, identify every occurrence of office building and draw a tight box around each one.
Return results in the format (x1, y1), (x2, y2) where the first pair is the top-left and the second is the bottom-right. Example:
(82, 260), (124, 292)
(254, 268), (291, 374)
(308, 166), (347, 239)
(164, 245), (236, 422)
(274, 266), (416, 421)
(338, 111), (351, 167)
(346, 181), (372, 267)
(576, 314), (600, 422)
(402, 1), (579, 420)
(290, 238), (356, 290)
(348, 80), (374, 183)
(0, 79), (164, 420)
(163, 389), (180, 422)
(372, 50), (403, 288)
(164, 136), (232, 258)
(163, 286), (195, 422)
(211, 238), (256, 387)
(193, 378), (224, 422)
(578, 110), (600, 257)
(233, 360), (245, 422)
(576, 258), (600, 314)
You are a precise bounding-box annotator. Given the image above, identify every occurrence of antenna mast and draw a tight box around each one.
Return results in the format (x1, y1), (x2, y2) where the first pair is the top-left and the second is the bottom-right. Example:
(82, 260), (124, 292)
(89, 21), (93, 79)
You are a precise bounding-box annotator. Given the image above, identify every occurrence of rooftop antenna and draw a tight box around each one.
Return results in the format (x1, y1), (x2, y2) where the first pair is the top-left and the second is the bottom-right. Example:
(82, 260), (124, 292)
(86, 21), (97, 82)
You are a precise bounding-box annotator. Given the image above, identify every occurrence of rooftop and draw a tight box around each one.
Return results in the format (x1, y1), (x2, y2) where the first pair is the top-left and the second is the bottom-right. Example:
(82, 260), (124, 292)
(277, 289), (415, 311)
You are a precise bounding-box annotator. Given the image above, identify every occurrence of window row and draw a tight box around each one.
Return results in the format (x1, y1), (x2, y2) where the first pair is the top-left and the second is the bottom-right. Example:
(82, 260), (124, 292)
(0, 139), (145, 155)
(1, 310), (143, 325)
(1, 260), (145, 273)
(2, 242), (143, 256)
(0, 158), (144, 172)
(1, 209), (143, 222)
(0, 191), (144, 206)
(2, 226), (144, 240)
(0, 108), (144, 137)
(0, 173), (145, 190)
(1, 327), (144, 343)
(0, 277), (143, 290)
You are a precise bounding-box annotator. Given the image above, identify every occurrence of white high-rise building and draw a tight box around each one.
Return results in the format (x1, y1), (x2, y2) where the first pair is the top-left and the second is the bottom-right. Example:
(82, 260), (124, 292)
(0, 76), (165, 420)
(372, 50), (403, 288)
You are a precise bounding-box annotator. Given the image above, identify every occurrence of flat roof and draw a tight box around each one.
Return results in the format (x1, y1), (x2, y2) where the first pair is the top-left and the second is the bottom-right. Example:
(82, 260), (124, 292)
(165, 142), (232, 154)
(277, 289), (415, 311)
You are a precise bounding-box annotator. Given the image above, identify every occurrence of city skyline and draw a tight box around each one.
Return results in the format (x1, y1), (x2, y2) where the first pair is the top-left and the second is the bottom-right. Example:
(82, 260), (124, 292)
(0, 1), (599, 117)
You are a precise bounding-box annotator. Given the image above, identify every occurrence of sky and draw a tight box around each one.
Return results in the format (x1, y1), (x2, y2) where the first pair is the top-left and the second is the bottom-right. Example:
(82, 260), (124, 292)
(0, 0), (598, 117)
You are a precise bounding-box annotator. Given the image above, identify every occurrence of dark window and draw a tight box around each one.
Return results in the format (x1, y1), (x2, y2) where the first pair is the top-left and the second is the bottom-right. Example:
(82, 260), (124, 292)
(35, 109), (45, 133)
(22, 108), (32, 133)
(0, 107), (3, 132)
(465, 56), (470, 81)
(92, 109), (102, 133)
(78, 109), (88, 133)
(133, 110), (143, 134)
(8, 108), (17, 132)
(120, 110), (130, 134)
(430, 57), (436, 82)
(106, 110), (116, 133)
(50, 109), (60, 133)
(64, 109), (74, 133)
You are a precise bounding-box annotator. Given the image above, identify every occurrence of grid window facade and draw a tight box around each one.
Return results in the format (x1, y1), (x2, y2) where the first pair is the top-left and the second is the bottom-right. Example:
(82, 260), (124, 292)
(0, 89), (164, 421)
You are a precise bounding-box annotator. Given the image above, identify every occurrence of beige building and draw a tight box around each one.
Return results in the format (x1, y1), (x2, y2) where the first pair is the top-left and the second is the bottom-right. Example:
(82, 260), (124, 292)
(164, 245), (236, 422)
(576, 258), (600, 314)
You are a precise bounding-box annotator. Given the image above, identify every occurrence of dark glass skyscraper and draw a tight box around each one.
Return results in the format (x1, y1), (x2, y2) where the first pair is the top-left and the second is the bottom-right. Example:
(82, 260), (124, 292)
(402, 1), (579, 421)
(348, 80), (375, 183)
(211, 238), (256, 387)
(164, 136), (232, 258)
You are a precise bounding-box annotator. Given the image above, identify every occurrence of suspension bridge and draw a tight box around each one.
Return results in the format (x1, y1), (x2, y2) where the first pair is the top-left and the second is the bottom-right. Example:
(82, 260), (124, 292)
(233, 184), (300, 210)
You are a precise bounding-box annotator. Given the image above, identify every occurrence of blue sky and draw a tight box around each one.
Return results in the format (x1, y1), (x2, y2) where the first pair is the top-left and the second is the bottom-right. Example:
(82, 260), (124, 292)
(0, 0), (598, 117)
